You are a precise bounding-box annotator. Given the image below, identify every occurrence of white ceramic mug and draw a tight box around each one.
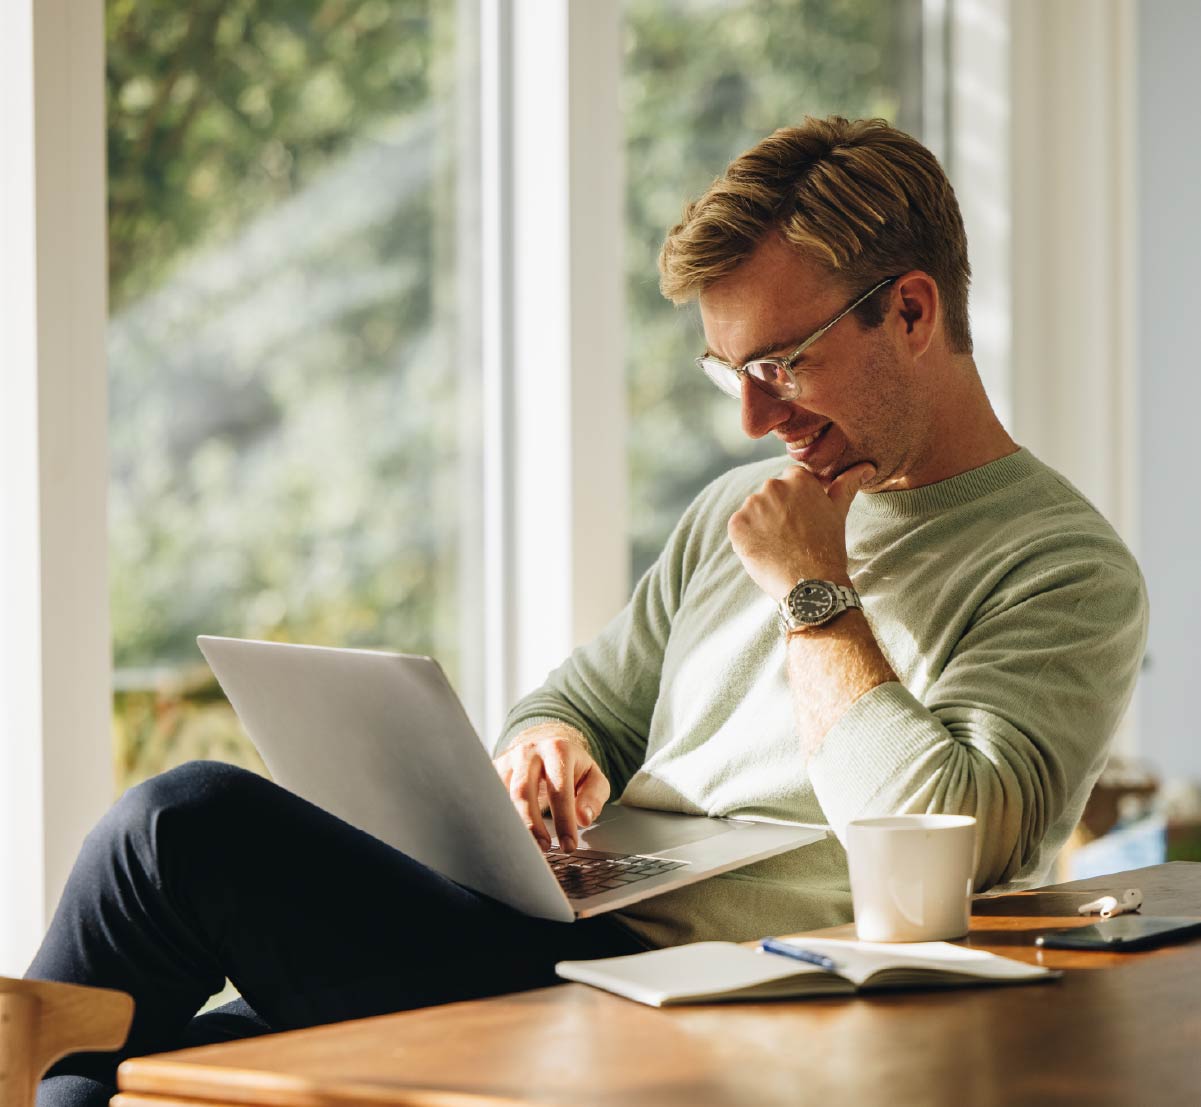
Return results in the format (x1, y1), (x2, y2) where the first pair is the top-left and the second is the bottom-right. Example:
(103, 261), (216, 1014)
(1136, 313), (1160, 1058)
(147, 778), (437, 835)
(846, 814), (977, 942)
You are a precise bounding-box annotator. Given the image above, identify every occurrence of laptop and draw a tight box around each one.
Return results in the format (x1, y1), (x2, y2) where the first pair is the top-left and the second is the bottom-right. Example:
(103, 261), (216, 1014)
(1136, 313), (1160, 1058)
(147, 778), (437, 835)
(196, 636), (828, 922)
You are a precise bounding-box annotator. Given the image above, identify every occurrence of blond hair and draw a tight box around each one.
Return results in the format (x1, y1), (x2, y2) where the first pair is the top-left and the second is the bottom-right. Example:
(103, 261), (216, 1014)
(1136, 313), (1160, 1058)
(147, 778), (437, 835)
(659, 117), (973, 353)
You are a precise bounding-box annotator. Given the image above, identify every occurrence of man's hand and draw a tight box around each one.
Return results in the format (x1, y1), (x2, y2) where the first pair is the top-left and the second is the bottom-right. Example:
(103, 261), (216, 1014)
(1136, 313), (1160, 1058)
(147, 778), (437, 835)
(493, 723), (610, 853)
(728, 462), (875, 600)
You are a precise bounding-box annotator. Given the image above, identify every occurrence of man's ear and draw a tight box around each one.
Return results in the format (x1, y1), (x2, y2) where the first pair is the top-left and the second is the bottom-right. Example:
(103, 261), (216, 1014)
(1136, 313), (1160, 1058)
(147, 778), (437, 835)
(894, 271), (939, 358)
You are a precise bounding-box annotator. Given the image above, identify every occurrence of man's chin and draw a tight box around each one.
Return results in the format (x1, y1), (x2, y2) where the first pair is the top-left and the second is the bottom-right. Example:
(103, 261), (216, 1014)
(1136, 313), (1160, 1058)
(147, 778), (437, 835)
(807, 458), (868, 491)
(796, 457), (842, 488)
(785, 455), (833, 486)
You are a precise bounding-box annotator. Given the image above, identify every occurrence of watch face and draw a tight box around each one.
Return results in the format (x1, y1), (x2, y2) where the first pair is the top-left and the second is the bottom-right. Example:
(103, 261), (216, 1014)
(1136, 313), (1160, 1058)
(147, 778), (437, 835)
(789, 580), (837, 623)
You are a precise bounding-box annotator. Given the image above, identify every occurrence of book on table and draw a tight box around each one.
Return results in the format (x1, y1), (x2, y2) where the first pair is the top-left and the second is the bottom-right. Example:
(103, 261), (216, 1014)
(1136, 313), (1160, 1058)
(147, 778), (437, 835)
(555, 936), (1059, 1007)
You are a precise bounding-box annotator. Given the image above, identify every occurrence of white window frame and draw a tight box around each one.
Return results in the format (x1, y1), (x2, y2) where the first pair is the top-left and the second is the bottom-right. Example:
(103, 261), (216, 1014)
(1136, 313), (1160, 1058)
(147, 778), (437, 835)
(1008, 0), (1138, 548)
(945, 0), (1012, 429)
(482, 0), (628, 730)
(945, 0), (1137, 549)
(953, 0), (1139, 755)
(1, 0), (110, 973)
(1009, 0), (1140, 757)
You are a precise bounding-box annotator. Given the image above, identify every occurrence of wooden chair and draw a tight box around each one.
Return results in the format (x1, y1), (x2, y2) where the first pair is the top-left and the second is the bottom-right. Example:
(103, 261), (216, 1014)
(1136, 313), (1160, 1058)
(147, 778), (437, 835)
(0, 977), (133, 1107)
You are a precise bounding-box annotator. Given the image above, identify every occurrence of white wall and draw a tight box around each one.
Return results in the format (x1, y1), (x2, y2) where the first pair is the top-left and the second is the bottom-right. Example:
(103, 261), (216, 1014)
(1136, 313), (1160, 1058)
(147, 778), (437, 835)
(1137, 0), (1201, 781)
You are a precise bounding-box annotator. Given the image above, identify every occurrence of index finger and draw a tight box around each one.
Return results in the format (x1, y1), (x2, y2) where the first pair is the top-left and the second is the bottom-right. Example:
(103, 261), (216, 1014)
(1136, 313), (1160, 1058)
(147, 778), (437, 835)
(508, 754), (552, 849)
(541, 747), (580, 852)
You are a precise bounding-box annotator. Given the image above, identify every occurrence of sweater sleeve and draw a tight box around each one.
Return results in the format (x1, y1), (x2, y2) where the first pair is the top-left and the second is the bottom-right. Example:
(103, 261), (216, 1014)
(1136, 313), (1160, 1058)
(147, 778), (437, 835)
(494, 477), (720, 795)
(807, 540), (1149, 890)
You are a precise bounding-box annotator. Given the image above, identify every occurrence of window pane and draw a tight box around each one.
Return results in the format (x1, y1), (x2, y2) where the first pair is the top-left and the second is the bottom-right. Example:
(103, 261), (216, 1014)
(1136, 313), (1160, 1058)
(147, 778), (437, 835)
(623, 0), (924, 580)
(108, 0), (481, 791)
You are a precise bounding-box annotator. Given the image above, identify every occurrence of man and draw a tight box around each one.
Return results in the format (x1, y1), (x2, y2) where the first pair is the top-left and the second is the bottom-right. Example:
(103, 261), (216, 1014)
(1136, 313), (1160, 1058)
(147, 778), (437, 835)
(492, 116), (1146, 946)
(28, 117), (1146, 1102)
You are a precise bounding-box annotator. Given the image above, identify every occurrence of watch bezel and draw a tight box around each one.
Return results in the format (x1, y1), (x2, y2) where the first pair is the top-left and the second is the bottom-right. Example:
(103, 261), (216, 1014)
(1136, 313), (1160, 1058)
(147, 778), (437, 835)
(787, 579), (840, 625)
(778, 578), (860, 633)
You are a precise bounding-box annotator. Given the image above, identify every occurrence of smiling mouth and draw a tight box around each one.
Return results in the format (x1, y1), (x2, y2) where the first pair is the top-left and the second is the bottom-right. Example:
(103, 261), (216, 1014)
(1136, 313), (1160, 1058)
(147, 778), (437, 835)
(783, 423), (832, 456)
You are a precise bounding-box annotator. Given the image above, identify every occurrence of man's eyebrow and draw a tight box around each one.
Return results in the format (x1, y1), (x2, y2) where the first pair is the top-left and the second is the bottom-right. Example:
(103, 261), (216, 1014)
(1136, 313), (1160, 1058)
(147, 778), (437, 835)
(703, 333), (811, 365)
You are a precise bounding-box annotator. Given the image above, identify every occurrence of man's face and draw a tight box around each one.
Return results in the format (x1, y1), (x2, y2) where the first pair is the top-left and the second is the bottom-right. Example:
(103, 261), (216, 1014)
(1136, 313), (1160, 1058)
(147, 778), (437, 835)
(698, 235), (930, 490)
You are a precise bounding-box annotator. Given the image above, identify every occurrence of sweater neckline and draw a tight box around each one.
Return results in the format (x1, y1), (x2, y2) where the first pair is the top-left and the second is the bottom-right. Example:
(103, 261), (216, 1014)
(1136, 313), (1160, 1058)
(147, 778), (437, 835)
(851, 447), (1039, 520)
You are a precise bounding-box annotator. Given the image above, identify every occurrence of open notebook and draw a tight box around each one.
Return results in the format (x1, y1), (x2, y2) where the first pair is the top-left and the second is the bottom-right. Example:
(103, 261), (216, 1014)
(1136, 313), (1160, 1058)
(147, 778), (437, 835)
(556, 937), (1059, 1007)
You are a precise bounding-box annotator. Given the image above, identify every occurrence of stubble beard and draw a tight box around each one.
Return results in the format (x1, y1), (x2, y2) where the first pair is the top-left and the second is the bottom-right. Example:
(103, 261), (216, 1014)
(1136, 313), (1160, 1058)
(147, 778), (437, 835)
(820, 336), (916, 491)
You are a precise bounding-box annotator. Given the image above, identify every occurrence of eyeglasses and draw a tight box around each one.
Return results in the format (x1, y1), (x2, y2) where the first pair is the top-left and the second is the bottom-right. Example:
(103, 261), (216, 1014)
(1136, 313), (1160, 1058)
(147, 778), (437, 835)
(695, 274), (900, 401)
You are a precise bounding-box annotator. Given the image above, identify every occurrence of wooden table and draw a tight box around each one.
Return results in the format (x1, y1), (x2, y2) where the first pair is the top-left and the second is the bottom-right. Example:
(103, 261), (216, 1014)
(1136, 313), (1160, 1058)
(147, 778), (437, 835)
(113, 863), (1201, 1107)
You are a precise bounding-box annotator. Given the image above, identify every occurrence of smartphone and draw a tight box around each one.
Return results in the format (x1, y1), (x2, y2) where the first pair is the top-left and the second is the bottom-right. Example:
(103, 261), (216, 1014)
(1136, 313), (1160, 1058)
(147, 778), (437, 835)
(1035, 915), (1201, 952)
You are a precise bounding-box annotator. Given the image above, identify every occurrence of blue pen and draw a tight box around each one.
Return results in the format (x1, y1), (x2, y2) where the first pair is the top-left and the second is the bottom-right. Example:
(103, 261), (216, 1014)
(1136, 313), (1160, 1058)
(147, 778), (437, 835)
(759, 937), (838, 971)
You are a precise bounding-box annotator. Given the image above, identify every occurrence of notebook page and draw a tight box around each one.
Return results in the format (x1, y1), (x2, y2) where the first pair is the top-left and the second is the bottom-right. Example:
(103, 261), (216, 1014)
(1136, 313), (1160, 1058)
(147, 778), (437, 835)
(557, 941), (831, 1006)
(765, 937), (1054, 986)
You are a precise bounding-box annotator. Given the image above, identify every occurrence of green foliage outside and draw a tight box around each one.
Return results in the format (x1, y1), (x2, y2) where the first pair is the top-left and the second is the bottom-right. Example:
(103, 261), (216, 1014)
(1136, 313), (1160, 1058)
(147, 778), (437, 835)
(107, 0), (447, 310)
(107, 0), (471, 788)
(108, 0), (915, 791)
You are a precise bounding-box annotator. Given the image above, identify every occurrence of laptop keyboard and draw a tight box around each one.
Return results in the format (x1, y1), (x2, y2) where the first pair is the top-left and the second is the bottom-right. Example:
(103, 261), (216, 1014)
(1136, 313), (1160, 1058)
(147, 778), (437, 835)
(545, 847), (687, 900)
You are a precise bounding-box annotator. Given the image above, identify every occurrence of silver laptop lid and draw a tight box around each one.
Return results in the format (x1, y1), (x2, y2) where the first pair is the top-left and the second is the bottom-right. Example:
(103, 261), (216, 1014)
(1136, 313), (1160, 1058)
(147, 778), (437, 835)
(196, 636), (575, 921)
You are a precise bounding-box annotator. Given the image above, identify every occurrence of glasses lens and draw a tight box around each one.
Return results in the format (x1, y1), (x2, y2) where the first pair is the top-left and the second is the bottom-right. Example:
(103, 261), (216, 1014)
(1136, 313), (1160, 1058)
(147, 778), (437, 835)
(745, 360), (795, 399)
(697, 357), (743, 399)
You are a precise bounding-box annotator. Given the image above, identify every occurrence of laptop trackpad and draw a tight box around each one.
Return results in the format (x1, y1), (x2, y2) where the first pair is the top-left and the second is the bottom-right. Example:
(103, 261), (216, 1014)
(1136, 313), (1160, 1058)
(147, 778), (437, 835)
(579, 805), (732, 854)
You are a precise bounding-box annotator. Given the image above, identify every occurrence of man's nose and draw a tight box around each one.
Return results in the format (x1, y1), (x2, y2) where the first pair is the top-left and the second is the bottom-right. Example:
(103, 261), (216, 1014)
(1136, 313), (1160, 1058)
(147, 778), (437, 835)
(740, 377), (793, 439)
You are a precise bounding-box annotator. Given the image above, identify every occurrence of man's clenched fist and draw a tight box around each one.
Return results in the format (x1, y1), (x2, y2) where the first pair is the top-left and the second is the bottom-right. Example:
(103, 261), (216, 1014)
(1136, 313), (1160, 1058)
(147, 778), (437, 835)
(728, 461), (874, 600)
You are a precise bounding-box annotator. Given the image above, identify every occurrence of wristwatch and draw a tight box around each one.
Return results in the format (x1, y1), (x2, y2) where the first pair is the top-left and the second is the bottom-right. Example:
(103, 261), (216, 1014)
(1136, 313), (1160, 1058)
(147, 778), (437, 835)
(777, 578), (862, 634)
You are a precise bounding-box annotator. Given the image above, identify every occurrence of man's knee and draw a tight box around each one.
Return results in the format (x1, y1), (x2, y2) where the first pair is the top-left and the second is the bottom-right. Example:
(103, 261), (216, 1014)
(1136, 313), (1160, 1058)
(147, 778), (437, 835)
(119, 759), (259, 823)
(88, 760), (264, 879)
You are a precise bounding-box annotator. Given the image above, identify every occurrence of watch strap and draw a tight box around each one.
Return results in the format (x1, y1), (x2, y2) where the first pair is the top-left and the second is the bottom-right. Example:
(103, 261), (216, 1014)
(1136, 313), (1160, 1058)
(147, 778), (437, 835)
(831, 583), (862, 611)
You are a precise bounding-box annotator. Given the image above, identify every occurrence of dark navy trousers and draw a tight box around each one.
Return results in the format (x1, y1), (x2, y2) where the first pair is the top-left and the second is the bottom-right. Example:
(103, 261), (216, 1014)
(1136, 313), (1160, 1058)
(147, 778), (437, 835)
(25, 759), (646, 1107)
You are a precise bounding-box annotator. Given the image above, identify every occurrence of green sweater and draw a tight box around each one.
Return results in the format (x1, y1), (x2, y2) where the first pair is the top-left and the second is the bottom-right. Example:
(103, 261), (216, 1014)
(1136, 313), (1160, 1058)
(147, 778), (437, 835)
(499, 449), (1148, 947)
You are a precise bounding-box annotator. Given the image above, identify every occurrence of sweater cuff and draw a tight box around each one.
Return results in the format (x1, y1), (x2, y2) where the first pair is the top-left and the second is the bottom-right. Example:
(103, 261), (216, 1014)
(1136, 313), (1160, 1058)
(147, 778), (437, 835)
(495, 714), (605, 769)
(807, 681), (950, 842)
